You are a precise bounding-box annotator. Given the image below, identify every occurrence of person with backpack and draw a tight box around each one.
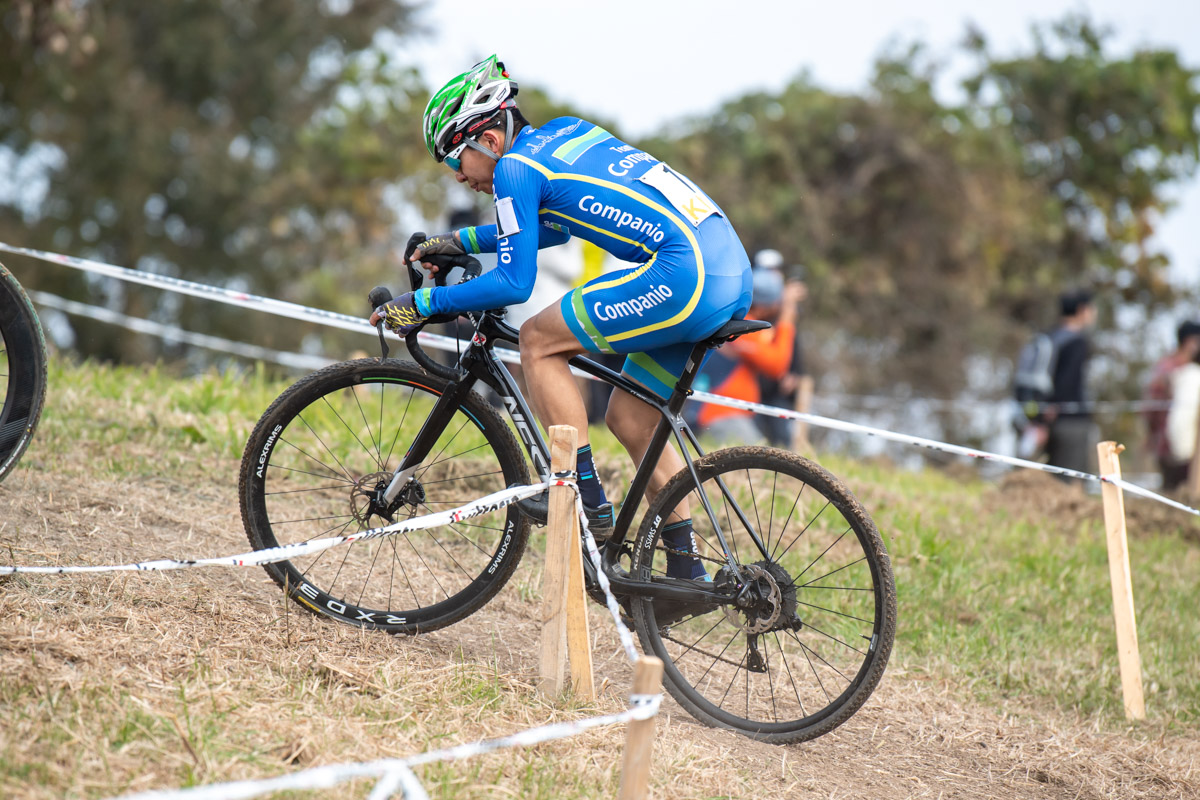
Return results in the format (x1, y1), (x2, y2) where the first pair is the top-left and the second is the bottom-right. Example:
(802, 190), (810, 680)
(1012, 290), (1097, 473)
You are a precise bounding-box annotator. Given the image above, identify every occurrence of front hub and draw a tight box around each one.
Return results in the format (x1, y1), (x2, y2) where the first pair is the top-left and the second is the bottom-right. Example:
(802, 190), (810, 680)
(349, 471), (425, 526)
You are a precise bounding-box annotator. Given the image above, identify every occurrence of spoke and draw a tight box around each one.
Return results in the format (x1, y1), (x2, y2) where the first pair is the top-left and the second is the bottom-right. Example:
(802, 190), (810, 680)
(384, 383), (418, 467)
(718, 645), (747, 709)
(351, 385), (383, 466)
(797, 599), (875, 626)
(747, 468), (763, 558)
(275, 440), (356, 484)
(792, 527), (852, 584)
(773, 630), (808, 718)
(787, 627), (857, 683)
(763, 634), (778, 723)
(797, 618), (868, 657)
(766, 470), (779, 556)
(798, 634), (833, 706)
(418, 502), (496, 559)
(415, 417), (475, 482)
(774, 500), (833, 563)
(356, 534), (389, 608)
(794, 552), (867, 589)
(718, 484), (742, 565)
(420, 469), (506, 486)
(319, 393), (386, 472)
(263, 482), (351, 497)
(693, 626), (742, 696)
(665, 615), (728, 668)
(295, 409), (361, 481)
(401, 528), (452, 602)
(390, 534), (422, 611)
(769, 481), (807, 562)
(417, 439), (499, 481)
(271, 512), (357, 528)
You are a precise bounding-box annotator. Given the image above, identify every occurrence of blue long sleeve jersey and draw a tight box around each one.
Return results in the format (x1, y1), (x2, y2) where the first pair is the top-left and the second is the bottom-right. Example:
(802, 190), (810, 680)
(425, 117), (717, 317)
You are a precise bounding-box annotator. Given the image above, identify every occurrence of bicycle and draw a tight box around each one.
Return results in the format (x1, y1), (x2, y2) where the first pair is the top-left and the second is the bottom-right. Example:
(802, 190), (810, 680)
(0, 263), (48, 483)
(238, 251), (897, 744)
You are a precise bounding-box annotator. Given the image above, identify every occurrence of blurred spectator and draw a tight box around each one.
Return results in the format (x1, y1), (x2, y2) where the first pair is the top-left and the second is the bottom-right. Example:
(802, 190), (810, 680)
(1144, 320), (1200, 490)
(692, 266), (798, 445)
(1043, 289), (1098, 476)
(751, 249), (809, 447)
(1166, 346), (1200, 486)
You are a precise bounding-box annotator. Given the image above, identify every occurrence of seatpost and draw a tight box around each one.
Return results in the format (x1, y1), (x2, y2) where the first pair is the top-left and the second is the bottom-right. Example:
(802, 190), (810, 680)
(665, 341), (711, 416)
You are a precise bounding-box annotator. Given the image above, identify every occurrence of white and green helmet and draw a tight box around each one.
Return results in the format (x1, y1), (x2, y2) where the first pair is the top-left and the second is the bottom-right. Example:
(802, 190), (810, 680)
(423, 55), (519, 162)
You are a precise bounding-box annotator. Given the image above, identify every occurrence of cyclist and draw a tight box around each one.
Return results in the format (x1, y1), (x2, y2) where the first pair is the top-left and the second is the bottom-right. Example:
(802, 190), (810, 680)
(371, 56), (752, 580)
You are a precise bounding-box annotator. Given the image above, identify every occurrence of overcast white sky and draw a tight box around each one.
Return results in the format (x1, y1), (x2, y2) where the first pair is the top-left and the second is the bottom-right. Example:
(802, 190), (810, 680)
(399, 0), (1200, 283)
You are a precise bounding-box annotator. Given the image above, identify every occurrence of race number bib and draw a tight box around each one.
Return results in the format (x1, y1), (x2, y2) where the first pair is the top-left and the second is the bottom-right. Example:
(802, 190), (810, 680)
(637, 163), (719, 228)
(495, 196), (522, 239)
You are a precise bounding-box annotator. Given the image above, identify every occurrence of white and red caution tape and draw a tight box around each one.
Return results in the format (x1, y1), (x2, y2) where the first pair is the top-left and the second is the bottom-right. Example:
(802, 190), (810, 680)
(0, 481), (549, 575)
(109, 695), (661, 800)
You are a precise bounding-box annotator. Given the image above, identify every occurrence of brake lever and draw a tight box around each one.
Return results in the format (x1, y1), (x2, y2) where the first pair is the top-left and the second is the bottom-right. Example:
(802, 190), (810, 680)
(376, 323), (390, 360)
(367, 285), (394, 360)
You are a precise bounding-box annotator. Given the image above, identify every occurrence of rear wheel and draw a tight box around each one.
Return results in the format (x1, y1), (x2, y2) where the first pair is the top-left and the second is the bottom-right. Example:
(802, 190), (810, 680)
(0, 264), (47, 483)
(631, 446), (896, 743)
(239, 359), (531, 634)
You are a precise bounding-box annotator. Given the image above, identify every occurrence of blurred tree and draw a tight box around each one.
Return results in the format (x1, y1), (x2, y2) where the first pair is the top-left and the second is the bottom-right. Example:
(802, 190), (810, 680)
(640, 14), (1200, 423)
(0, 0), (430, 362)
(964, 14), (1200, 308)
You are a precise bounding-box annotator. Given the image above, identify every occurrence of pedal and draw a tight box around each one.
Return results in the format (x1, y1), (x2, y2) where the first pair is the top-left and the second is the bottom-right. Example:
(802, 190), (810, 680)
(512, 485), (548, 525)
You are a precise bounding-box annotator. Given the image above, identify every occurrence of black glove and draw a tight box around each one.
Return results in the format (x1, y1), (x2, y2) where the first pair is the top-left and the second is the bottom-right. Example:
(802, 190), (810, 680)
(374, 291), (428, 336)
(409, 231), (466, 261)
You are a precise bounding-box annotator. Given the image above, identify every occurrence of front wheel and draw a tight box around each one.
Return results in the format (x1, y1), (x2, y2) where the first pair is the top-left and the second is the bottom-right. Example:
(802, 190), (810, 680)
(0, 263), (48, 483)
(630, 446), (896, 744)
(239, 358), (532, 634)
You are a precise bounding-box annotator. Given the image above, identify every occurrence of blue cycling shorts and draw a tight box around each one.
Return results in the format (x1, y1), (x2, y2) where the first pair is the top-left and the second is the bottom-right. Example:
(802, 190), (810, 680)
(561, 215), (752, 398)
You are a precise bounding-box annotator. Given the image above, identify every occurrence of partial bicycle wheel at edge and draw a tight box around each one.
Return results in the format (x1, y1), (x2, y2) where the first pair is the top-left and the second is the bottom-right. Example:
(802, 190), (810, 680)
(631, 446), (896, 744)
(0, 263), (48, 483)
(239, 358), (531, 634)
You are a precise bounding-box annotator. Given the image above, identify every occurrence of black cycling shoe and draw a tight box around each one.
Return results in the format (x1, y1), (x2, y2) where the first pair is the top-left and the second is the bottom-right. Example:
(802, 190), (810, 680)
(513, 488), (613, 541)
(514, 486), (548, 525)
(582, 502), (614, 541)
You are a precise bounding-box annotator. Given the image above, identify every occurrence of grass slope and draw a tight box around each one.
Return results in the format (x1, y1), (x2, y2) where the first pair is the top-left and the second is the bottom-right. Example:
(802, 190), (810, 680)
(0, 357), (1197, 799)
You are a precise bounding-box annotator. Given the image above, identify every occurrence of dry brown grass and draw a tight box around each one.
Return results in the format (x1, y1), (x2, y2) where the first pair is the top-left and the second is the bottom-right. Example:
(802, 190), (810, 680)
(2, 457), (1198, 799)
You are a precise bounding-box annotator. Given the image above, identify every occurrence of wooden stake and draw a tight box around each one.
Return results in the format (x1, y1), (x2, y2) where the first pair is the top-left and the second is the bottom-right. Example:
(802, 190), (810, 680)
(617, 656), (664, 800)
(1096, 441), (1146, 720)
(566, 485), (595, 700)
(539, 425), (593, 699)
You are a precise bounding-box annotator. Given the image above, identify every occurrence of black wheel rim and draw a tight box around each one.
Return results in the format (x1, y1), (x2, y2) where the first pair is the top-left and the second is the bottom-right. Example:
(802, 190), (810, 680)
(248, 369), (526, 630)
(641, 454), (893, 737)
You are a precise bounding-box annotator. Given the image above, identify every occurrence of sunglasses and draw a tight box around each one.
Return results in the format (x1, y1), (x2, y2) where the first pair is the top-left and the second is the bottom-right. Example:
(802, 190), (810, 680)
(443, 140), (468, 172)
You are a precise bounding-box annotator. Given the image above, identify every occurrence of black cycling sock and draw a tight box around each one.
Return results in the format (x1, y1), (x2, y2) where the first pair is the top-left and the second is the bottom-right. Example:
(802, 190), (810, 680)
(575, 445), (608, 509)
(662, 519), (709, 580)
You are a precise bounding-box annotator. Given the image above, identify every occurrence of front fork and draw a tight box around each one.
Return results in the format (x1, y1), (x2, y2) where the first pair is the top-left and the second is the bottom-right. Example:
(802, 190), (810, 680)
(380, 345), (552, 507)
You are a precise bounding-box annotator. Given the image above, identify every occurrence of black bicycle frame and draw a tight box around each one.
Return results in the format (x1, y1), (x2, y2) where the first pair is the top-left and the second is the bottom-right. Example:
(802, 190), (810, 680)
(381, 311), (771, 598)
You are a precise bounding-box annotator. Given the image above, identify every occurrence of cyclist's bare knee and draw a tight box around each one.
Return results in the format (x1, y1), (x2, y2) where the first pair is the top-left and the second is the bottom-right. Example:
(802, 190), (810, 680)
(519, 307), (576, 362)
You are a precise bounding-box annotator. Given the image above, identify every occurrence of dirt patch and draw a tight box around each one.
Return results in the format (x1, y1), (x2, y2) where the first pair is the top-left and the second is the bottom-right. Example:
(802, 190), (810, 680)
(986, 468), (1200, 544)
(1, 464), (1198, 799)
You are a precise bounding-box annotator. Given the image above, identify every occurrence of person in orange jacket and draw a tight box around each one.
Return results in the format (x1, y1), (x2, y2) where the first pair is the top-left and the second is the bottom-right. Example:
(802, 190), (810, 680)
(693, 265), (805, 444)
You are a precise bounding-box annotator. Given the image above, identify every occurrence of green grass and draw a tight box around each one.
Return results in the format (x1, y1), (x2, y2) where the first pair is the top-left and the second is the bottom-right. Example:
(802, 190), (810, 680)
(817, 452), (1200, 731)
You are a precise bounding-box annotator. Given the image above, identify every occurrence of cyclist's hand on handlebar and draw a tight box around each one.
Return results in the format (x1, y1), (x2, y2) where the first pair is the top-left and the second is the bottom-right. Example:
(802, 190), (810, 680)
(371, 291), (429, 336)
(407, 231), (465, 275)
